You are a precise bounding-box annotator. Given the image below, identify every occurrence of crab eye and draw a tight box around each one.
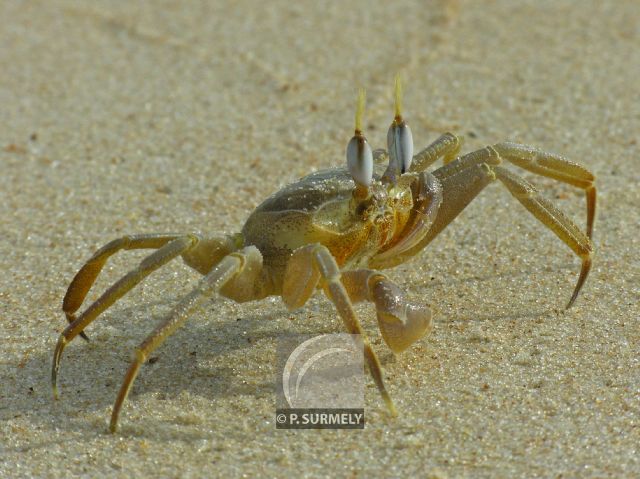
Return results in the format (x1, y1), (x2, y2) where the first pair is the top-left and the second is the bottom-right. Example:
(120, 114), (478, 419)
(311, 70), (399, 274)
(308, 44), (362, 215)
(387, 120), (414, 173)
(346, 88), (373, 188)
(347, 135), (373, 187)
(386, 74), (414, 174)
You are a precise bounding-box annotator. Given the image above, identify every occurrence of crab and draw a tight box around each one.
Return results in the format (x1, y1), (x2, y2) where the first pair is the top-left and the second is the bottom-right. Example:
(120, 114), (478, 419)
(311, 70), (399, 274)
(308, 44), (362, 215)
(52, 77), (596, 432)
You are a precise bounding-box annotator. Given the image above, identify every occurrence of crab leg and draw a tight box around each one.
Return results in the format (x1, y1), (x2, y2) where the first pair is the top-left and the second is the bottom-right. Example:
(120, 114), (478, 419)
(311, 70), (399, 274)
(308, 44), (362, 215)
(52, 235), (200, 399)
(493, 142), (596, 239)
(409, 132), (462, 172)
(493, 166), (592, 308)
(63, 234), (185, 340)
(282, 244), (398, 416)
(387, 146), (594, 306)
(109, 248), (261, 432)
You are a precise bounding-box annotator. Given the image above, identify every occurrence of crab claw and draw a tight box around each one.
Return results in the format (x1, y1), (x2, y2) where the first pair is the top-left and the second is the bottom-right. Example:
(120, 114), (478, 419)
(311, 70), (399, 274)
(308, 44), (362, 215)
(372, 278), (432, 354)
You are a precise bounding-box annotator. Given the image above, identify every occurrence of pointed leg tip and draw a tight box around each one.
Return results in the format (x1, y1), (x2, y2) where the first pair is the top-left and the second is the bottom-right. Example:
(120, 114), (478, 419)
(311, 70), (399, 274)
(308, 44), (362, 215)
(109, 409), (120, 433)
(51, 364), (60, 400)
(80, 331), (90, 342)
(51, 334), (69, 401)
(565, 288), (580, 309)
(109, 408), (124, 434)
(566, 256), (592, 310)
(565, 297), (577, 310)
(383, 394), (398, 417)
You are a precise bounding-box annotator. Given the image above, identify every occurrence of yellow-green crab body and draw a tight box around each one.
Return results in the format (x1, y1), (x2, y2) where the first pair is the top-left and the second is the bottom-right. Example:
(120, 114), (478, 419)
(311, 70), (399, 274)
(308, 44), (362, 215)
(242, 159), (438, 291)
(52, 80), (595, 432)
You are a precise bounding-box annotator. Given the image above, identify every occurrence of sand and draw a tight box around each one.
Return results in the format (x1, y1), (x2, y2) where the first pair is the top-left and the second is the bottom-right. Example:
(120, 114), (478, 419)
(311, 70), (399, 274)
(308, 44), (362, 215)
(1, 0), (638, 477)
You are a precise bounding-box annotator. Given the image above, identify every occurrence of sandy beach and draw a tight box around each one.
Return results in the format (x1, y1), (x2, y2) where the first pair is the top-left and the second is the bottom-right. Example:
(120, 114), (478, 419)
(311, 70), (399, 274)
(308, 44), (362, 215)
(1, 0), (638, 477)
